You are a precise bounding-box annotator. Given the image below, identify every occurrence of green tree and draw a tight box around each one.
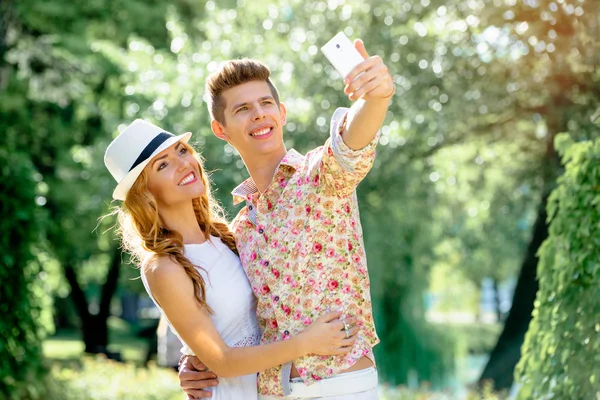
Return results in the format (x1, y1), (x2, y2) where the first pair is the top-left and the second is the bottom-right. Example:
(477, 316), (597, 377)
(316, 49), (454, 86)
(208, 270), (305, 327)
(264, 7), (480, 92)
(516, 132), (600, 399)
(1, 2), (47, 398)
(100, 0), (599, 386)
(99, 0), (461, 385)
(0, 153), (46, 399)
(472, 0), (600, 387)
(4, 0), (597, 392)
(1, 0), (202, 357)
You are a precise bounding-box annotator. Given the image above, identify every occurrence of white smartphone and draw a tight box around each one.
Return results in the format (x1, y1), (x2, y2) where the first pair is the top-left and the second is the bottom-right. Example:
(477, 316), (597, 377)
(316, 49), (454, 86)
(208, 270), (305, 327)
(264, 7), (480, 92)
(320, 32), (365, 80)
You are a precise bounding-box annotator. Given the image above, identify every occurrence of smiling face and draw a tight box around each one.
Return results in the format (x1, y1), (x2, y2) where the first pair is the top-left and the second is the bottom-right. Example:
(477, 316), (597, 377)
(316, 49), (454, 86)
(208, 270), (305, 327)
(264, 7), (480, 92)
(144, 141), (205, 208)
(211, 80), (287, 165)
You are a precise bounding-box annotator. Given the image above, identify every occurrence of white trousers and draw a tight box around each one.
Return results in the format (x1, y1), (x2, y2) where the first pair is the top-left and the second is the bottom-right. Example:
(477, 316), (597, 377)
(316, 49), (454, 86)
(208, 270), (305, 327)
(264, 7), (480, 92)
(258, 367), (379, 400)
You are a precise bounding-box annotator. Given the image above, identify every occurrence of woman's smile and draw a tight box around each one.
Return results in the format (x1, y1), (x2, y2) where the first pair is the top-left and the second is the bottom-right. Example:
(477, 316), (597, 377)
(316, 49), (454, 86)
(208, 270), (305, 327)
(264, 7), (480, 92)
(178, 171), (198, 186)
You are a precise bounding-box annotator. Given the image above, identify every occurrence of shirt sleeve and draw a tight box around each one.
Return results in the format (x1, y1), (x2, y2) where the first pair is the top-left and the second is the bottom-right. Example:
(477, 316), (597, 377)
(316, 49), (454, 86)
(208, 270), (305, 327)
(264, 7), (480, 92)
(309, 107), (380, 198)
(329, 107), (380, 172)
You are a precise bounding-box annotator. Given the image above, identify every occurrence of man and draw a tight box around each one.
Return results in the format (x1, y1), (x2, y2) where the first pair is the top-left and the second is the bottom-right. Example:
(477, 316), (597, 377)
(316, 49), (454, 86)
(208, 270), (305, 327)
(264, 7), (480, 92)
(179, 38), (394, 399)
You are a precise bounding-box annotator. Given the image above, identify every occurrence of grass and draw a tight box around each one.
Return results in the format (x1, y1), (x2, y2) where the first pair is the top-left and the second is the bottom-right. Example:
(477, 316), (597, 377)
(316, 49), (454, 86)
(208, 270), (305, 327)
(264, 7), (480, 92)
(45, 356), (183, 400)
(43, 335), (85, 360)
(43, 317), (152, 365)
(42, 318), (509, 399)
(39, 317), (185, 400)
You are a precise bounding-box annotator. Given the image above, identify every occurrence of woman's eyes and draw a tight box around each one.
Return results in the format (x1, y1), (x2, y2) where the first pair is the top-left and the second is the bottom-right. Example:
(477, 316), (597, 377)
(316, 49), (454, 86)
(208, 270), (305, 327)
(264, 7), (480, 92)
(157, 148), (187, 171)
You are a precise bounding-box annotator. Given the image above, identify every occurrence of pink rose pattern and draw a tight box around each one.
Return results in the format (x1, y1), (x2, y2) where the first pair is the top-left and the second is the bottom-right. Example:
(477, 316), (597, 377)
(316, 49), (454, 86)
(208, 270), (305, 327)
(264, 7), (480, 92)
(231, 109), (380, 396)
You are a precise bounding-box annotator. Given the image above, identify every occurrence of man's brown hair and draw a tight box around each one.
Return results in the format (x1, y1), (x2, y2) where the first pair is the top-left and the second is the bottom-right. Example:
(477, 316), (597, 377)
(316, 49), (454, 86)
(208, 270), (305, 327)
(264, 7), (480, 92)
(205, 58), (281, 125)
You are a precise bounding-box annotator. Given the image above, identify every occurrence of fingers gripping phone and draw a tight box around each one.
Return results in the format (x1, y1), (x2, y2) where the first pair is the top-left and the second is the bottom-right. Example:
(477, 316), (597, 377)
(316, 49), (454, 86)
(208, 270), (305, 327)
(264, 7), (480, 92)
(320, 32), (365, 80)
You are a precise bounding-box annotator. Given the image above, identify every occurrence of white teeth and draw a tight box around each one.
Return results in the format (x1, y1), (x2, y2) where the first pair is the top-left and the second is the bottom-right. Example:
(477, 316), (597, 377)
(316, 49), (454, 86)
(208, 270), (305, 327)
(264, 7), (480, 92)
(251, 127), (271, 137)
(178, 172), (195, 186)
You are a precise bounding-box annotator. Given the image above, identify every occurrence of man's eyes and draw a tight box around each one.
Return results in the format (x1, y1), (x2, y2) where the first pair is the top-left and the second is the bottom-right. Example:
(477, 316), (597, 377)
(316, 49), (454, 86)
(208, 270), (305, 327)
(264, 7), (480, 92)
(236, 102), (272, 113)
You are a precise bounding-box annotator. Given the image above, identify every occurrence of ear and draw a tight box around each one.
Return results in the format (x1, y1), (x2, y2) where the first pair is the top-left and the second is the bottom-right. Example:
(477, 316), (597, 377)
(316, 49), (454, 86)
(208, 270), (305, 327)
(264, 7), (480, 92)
(211, 120), (229, 141)
(279, 102), (287, 126)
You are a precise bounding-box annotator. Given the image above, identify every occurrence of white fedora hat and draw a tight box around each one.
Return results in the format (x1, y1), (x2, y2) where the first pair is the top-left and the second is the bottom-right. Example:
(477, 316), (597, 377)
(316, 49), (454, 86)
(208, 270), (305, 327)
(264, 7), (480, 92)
(104, 119), (192, 201)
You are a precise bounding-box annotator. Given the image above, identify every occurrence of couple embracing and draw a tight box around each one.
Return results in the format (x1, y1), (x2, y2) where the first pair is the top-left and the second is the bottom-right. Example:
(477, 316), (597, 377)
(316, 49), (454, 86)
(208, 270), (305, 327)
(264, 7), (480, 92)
(103, 38), (394, 400)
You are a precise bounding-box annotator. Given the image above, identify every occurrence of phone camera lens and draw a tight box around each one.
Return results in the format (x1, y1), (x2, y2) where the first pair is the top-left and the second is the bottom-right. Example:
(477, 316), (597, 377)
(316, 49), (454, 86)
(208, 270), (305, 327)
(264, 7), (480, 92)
(336, 44), (340, 49)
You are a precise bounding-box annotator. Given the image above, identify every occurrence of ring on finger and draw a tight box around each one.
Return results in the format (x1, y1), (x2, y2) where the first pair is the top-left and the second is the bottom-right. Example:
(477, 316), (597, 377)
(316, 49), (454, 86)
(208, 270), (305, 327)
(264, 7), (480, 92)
(343, 321), (350, 331)
(344, 328), (350, 339)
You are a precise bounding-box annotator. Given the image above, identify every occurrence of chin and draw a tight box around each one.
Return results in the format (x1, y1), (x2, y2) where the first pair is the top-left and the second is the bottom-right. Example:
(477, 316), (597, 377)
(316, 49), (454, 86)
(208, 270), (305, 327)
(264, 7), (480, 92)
(188, 187), (206, 199)
(175, 186), (206, 203)
(255, 140), (284, 153)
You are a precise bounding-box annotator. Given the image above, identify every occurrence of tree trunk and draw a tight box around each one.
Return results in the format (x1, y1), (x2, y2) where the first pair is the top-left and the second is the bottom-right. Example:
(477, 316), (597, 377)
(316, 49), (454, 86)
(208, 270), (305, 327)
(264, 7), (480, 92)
(478, 195), (548, 389)
(63, 247), (122, 356)
(99, 246), (122, 322)
(492, 278), (502, 322)
(81, 314), (110, 353)
(478, 95), (565, 390)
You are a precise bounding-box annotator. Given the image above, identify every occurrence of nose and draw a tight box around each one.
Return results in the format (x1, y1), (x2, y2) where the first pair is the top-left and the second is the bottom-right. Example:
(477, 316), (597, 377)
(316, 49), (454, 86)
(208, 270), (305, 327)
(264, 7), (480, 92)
(251, 103), (266, 121)
(175, 156), (192, 173)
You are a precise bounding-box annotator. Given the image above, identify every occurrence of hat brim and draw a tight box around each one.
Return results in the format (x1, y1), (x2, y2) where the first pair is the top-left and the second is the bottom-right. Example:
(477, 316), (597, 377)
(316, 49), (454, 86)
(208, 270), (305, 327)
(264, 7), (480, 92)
(112, 132), (192, 201)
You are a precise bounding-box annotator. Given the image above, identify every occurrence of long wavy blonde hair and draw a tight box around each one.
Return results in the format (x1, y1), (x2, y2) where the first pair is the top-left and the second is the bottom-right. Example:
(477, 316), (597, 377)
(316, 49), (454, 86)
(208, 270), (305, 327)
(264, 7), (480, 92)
(114, 142), (237, 313)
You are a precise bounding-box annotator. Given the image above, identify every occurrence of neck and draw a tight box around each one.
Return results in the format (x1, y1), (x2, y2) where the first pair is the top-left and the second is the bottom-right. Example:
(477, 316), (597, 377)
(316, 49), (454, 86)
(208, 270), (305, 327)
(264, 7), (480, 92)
(158, 200), (206, 244)
(242, 147), (287, 193)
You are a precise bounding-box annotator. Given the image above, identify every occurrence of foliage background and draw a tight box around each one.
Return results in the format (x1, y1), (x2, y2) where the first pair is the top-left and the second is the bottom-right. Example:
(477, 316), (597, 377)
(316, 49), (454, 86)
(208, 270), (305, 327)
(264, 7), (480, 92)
(1, 0), (598, 398)
(516, 133), (600, 399)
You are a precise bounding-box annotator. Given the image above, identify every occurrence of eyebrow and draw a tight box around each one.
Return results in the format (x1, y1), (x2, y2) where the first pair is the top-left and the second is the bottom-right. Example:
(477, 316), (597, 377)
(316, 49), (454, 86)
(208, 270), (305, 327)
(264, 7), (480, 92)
(152, 142), (183, 168)
(231, 96), (275, 111)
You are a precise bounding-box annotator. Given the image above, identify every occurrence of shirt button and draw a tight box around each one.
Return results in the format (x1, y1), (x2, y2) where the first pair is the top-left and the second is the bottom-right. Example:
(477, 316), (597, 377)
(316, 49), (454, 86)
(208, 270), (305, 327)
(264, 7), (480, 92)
(284, 330), (290, 335)
(274, 295), (279, 301)
(248, 205), (253, 210)
(264, 261), (270, 266)
(259, 228), (264, 234)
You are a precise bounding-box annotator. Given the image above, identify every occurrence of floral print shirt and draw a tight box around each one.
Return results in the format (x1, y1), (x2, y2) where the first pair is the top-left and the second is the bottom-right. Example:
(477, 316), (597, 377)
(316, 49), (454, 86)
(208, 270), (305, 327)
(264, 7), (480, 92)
(231, 108), (380, 396)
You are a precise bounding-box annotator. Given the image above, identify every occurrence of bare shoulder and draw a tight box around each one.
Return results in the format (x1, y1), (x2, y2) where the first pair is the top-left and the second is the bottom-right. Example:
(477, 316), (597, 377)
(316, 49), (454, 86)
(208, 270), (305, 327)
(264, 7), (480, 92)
(143, 255), (185, 284)
(143, 255), (195, 308)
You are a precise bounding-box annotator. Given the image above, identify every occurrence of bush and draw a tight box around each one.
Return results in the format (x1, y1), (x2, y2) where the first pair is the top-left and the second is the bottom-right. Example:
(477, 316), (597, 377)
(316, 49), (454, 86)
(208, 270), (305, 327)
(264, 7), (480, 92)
(380, 383), (509, 399)
(37, 356), (509, 400)
(44, 356), (183, 400)
(0, 151), (47, 400)
(516, 134), (600, 399)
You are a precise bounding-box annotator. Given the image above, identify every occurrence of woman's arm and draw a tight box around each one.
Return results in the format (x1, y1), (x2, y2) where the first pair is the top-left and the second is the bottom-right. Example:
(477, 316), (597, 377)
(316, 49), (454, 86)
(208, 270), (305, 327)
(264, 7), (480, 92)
(144, 257), (358, 378)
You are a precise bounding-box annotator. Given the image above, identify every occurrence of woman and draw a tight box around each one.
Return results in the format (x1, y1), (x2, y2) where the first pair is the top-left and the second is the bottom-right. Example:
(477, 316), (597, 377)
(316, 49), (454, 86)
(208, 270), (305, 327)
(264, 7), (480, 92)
(103, 119), (358, 399)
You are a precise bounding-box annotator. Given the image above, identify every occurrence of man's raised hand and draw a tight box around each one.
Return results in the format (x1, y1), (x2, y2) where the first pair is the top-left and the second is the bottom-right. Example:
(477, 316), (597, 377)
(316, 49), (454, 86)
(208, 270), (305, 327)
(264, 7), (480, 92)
(344, 39), (395, 102)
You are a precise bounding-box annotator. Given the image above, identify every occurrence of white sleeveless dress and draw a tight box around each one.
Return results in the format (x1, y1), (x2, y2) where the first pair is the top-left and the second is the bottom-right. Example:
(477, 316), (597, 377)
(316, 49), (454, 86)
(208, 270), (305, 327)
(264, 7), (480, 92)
(141, 236), (261, 400)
